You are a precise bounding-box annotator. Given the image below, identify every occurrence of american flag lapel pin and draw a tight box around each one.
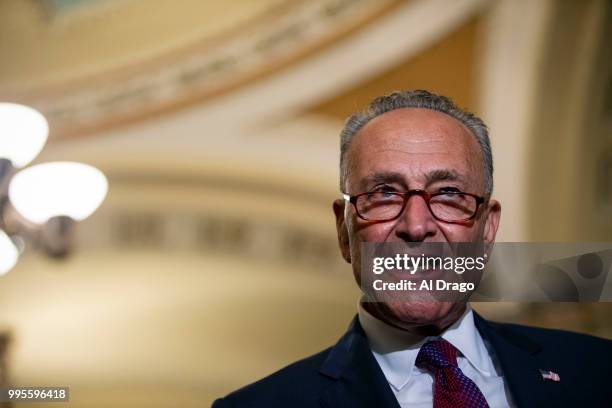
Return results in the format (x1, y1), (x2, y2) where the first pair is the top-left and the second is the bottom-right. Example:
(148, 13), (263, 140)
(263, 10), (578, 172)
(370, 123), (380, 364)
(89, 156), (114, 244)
(539, 369), (561, 382)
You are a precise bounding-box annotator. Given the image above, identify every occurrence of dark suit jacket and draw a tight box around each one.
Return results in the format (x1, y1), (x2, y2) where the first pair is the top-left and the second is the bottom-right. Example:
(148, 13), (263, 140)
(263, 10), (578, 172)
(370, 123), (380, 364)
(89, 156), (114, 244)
(212, 313), (612, 407)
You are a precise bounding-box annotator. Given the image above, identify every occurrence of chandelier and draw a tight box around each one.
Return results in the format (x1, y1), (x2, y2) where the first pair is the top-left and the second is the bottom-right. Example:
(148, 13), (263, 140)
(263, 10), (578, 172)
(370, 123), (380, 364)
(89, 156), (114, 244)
(0, 103), (108, 275)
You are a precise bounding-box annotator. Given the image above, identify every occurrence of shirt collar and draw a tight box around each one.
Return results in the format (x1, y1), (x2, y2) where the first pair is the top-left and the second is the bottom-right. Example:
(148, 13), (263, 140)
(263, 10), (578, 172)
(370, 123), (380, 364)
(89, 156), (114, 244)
(358, 302), (493, 391)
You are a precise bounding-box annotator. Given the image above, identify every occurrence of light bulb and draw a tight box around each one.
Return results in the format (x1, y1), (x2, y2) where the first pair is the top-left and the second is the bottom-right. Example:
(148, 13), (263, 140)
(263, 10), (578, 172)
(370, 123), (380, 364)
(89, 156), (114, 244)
(0, 230), (18, 275)
(0, 103), (49, 168)
(9, 162), (108, 224)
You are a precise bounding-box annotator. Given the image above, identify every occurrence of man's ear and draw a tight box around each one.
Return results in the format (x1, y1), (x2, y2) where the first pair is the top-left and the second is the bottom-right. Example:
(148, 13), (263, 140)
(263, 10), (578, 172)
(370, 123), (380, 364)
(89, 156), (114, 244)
(333, 199), (351, 263)
(482, 199), (501, 244)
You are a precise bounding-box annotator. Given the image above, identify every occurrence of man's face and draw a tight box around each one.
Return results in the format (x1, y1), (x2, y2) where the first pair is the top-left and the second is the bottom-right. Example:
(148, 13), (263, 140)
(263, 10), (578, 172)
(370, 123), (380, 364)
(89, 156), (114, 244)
(333, 108), (501, 329)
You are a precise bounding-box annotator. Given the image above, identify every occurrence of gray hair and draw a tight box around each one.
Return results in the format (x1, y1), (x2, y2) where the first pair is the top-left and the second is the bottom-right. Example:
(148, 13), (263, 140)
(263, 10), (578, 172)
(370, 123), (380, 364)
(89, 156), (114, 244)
(339, 90), (493, 197)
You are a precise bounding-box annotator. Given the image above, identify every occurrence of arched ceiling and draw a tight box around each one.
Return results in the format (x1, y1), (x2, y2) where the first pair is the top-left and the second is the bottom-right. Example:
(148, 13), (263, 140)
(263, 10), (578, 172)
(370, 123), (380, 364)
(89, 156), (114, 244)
(1, 0), (404, 140)
(0, 0), (296, 88)
(309, 17), (480, 120)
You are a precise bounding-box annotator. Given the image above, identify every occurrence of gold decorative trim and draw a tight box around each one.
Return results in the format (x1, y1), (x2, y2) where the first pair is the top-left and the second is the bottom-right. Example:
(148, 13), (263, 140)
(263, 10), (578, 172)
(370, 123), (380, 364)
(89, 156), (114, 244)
(12, 0), (402, 142)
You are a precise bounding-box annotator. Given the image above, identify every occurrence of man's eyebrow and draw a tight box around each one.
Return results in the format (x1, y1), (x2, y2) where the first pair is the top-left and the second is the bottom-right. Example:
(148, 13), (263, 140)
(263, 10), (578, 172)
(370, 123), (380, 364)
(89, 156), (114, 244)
(425, 169), (463, 184)
(362, 172), (406, 186)
(358, 169), (467, 190)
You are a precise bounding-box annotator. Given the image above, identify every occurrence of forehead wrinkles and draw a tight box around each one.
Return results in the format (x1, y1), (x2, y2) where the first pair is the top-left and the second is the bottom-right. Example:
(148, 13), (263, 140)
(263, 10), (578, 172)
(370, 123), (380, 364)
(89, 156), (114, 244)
(345, 110), (484, 190)
(357, 137), (452, 156)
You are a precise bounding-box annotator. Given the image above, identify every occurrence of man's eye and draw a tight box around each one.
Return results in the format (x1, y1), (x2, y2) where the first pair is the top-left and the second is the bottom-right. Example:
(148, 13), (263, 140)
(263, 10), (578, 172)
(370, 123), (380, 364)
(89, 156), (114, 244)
(372, 184), (396, 192)
(372, 186), (397, 196)
(438, 187), (461, 193)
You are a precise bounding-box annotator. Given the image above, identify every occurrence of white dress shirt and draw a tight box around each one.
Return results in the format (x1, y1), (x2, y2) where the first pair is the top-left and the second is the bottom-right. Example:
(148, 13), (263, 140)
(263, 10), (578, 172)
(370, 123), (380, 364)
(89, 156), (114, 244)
(358, 303), (513, 408)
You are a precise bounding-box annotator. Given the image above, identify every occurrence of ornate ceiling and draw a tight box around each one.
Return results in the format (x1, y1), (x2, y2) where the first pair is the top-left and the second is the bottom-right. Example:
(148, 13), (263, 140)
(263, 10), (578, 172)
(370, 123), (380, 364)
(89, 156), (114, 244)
(1, 0), (401, 140)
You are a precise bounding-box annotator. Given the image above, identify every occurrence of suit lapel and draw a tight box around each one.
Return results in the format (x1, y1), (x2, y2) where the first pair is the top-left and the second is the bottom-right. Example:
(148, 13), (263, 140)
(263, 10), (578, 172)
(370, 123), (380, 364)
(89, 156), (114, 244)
(474, 312), (576, 408)
(319, 313), (577, 408)
(318, 317), (400, 408)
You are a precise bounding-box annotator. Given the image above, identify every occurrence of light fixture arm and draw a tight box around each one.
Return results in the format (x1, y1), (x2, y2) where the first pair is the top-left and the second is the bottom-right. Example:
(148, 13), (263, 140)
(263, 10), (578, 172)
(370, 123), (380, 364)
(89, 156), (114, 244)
(0, 158), (14, 232)
(0, 158), (12, 184)
(41, 216), (75, 259)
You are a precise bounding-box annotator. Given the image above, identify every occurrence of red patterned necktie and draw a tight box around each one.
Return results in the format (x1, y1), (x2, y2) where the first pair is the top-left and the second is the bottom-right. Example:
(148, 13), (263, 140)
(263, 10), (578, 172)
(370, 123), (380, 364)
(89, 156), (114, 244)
(415, 339), (489, 408)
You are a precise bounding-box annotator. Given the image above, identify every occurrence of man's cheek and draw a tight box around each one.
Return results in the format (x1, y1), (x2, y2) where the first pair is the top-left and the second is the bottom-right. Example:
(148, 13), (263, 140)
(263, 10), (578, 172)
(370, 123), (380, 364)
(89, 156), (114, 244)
(442, 225), (479, 242)
(360, 224), (393, 242)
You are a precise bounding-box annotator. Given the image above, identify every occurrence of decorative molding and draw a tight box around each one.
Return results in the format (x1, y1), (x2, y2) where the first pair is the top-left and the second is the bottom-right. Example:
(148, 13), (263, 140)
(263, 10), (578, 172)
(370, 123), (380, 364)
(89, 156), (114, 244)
(11, 0), (491, 142)
(79, 209), (346, 275)
(15, 0), (399, 140)
(75, 173), (345, 273)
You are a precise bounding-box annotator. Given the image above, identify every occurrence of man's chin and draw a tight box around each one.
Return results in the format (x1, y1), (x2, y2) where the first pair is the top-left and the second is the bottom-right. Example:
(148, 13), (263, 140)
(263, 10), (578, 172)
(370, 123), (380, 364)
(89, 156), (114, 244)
(368, 300), (467, 333)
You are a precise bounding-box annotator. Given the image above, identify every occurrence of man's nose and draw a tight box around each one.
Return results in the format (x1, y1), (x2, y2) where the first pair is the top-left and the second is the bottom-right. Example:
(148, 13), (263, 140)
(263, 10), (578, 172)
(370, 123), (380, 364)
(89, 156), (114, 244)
(394, 194), (438, 242)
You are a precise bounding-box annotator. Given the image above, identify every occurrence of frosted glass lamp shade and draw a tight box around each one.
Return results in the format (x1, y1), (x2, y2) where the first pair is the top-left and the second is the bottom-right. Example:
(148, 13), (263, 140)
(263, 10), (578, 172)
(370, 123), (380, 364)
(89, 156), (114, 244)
(9, 162), (108, 224)
(0, 103), (49, 168)
(0, 230), (18, 275)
